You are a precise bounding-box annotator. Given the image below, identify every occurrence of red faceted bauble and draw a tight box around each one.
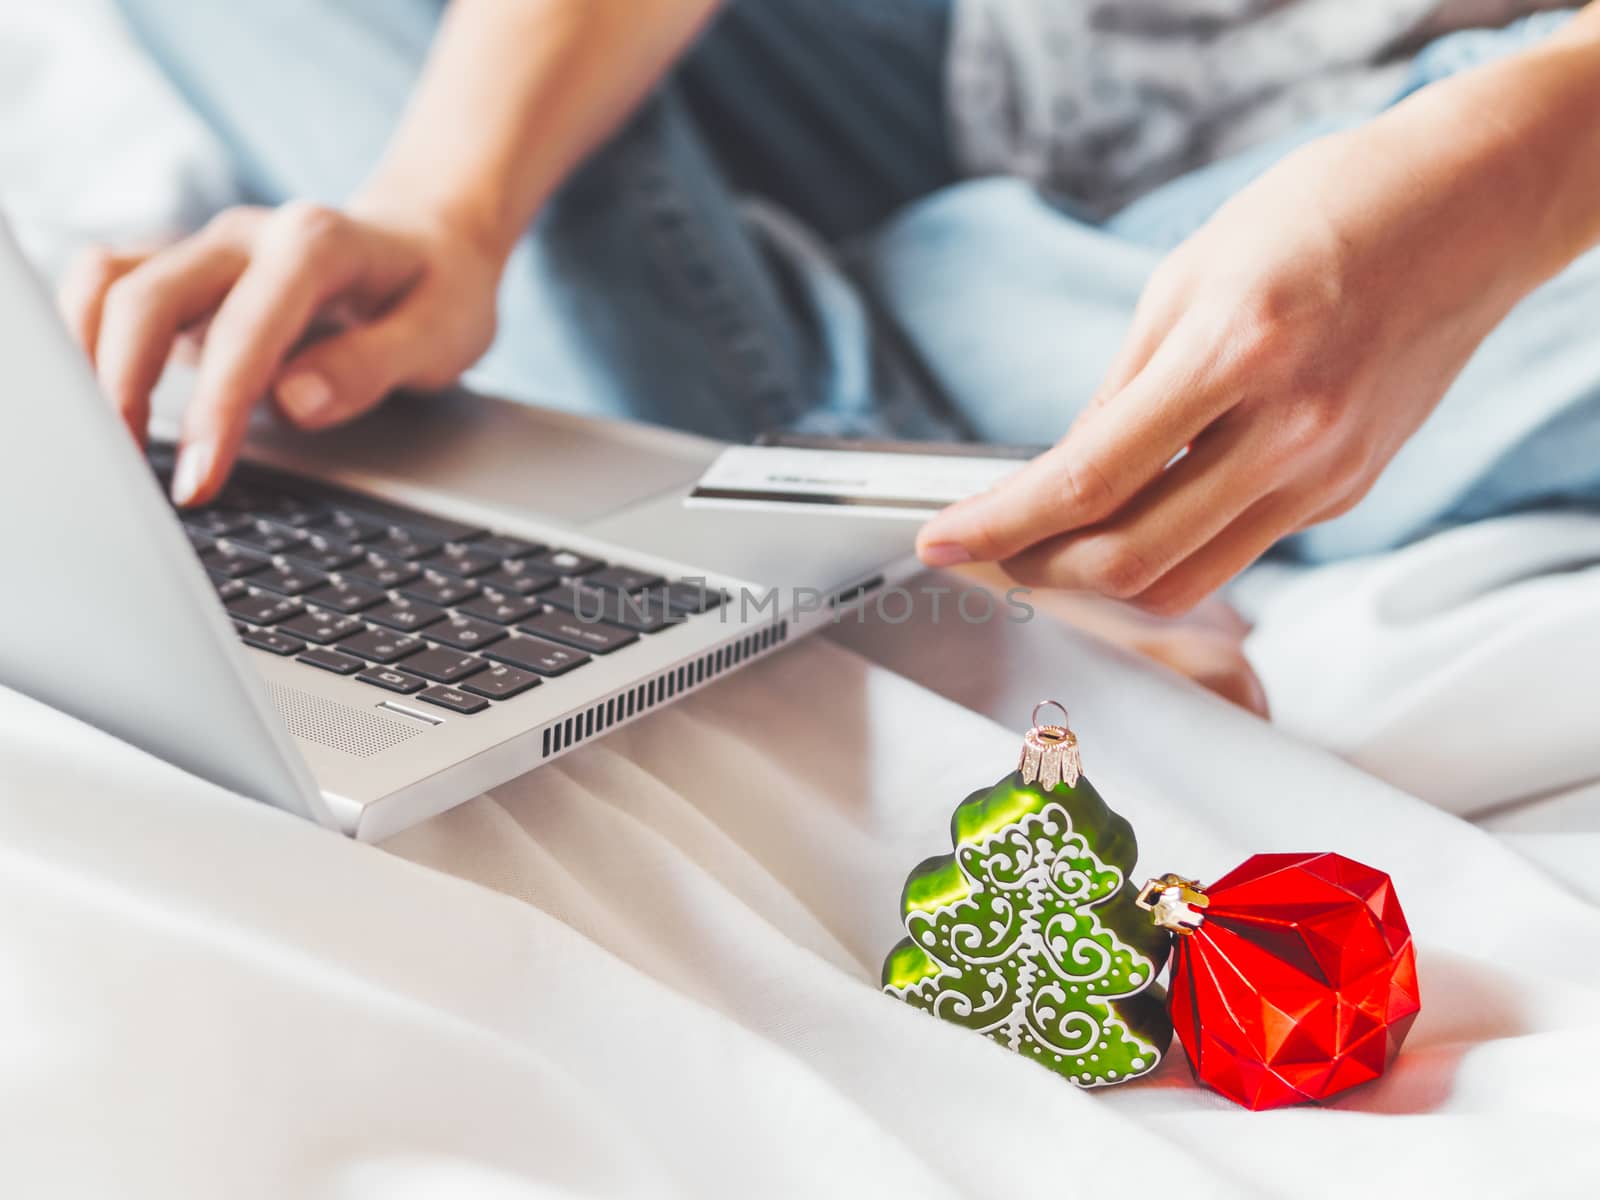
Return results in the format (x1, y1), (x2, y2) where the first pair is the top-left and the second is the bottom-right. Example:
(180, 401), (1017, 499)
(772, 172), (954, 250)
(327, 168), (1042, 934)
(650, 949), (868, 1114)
(1167, 852), (1420, 1111)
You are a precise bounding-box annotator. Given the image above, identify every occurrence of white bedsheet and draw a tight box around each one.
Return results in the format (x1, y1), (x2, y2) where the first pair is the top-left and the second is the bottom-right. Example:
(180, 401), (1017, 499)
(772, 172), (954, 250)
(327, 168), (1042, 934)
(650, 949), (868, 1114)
(1243, 513), (1600, 819)
(4, 611), (1599, 1198)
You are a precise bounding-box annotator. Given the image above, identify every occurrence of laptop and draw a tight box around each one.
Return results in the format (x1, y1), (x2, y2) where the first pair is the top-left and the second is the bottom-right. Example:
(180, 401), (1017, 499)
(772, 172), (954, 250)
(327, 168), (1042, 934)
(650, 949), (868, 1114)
(0, 221), (918, 840)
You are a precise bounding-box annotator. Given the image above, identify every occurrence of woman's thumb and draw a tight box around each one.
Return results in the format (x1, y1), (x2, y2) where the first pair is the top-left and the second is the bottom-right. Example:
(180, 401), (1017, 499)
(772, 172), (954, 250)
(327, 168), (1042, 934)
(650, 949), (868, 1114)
(274, 314), (418, 431)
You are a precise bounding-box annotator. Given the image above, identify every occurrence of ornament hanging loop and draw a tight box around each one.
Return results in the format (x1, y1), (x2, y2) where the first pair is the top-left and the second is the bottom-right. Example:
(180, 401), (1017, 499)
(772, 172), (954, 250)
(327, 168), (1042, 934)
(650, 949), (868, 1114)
(1031, 699), (1069, 730)
(1018, 699), (1082, 790)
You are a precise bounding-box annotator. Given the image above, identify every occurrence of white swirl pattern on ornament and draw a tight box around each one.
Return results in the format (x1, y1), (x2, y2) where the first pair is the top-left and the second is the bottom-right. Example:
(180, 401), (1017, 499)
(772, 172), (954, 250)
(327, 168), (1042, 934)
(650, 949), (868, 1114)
(889, 801), (1163, 1086)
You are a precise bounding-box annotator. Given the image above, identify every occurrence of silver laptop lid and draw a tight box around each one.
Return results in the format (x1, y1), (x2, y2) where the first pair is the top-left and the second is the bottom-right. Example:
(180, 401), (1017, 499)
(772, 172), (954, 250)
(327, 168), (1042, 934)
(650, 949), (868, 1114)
(0, 220), (328, 823)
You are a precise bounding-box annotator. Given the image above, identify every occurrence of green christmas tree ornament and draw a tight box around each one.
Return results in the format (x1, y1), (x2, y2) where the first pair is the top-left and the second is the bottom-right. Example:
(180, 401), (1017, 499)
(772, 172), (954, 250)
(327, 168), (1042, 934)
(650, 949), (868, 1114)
(882, 701), (1173, 1087)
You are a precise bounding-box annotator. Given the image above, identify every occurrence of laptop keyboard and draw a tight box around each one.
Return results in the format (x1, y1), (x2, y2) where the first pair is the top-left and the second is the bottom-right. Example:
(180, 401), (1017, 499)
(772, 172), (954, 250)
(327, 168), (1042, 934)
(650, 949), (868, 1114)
(146, 446), (728, 717)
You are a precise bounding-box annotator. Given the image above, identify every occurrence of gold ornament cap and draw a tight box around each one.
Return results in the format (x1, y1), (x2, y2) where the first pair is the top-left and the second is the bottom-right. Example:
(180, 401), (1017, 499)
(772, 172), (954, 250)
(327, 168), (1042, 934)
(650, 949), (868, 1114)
(1135, 874), (1210, 935)
(1018, 700), (1083, 791)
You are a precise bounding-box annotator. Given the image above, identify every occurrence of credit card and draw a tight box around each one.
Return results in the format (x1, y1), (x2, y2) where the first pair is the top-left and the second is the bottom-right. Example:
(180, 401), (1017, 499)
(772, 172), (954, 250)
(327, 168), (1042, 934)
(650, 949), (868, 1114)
(686, 436), (1039, 520)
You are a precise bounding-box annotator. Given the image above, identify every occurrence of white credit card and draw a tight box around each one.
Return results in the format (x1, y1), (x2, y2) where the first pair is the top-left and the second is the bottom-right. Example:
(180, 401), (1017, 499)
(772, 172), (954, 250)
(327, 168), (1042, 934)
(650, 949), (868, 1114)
(686, 437), (1037, 520)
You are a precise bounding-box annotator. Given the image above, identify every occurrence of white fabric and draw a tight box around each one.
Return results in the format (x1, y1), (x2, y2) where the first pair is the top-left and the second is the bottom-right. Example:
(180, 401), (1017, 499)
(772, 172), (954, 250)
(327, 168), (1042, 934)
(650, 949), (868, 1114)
(5, 609), (1600, 1198)
(1482, 783), (1600, 906)
(1244, 512), (1600, 816)
(0, 0), (238, 276)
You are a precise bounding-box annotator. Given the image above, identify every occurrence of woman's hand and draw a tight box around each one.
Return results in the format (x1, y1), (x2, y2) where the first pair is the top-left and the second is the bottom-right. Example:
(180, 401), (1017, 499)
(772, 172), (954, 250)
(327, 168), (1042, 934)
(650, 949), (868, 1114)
(916, 88), (1559, 614)
(52, 0), (723, 509)
(58, 202), (501, 506)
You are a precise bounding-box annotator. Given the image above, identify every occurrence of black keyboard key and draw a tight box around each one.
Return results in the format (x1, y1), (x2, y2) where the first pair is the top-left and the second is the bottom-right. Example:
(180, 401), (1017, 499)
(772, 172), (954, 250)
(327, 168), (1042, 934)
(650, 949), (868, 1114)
(664, 580), (731, 614)
(203, 543), (270, 578)
(356, 667), (427, 695)
(399, 570), (480, 608)
(518, 609), (638, 655)
(240, 627), (306, 656)
(328, 510), (389, 544)
(461, 664), (541, 700)
(605, 593), (682, 634)
(326, 496), (486, 544)
(250, 560), (330, 597)
(368, 530), (444, 562)
(213, 576), (249, 600)
(480, 564), (557, 597)
(404, 646), (489, 684)
(585, 566), (664, 593)
(343, 551), (421, 590)
(541, 584), (614, 619)
(211, 481), (270, 512)
(525, 548), (605, 576)
(365, 596), (446, 633)
(228, 520), (310, 556)
(484, 635), (591, 677)
(278, 610), (365, 645)
(337, 627), (425, 664)
(183, 509), (253, 537)
(224, 591), (303, 626)
(422, 542), (500, 578)
(220, 484), (327, 527)
(304, 578), (386, 614)
(285, 533), (363, 572)
(475, 534), (544, 560)
(185, 528), (215, 553)
(296, 647), (365, 676)
(257, 496), (329, 528)
(417, 685), (488, 715)
(429, 614), (508, 652)
(457, 591), (542, 626)
(544, 585), (682, 634)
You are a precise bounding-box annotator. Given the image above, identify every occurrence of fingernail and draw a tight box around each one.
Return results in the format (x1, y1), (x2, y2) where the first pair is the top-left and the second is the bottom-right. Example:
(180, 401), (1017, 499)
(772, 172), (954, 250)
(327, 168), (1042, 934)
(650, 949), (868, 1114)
(170, 443), (213, 507)
(919, 542), (974, 568)
(277, 370), (334, 426)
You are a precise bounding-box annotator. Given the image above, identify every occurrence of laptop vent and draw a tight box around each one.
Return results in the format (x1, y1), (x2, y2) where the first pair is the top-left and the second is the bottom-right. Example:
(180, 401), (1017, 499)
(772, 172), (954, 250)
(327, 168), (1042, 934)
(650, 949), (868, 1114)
(541, 620), (789, 759)
(267, 682), (425, 758)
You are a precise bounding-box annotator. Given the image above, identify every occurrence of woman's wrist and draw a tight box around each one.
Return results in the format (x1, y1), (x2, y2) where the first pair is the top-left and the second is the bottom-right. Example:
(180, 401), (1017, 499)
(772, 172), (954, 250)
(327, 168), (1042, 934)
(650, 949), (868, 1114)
(347, 173), (519, 271)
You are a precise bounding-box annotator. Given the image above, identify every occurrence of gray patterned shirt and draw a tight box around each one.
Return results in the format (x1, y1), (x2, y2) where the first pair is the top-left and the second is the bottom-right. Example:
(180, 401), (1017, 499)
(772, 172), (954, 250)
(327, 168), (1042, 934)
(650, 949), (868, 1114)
(949, 0), (1567, 216)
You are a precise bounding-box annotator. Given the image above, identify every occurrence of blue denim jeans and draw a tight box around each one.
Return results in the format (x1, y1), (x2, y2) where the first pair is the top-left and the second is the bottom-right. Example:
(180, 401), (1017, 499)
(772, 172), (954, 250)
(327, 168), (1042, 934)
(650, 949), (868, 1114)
(117, 2), (1599, 560)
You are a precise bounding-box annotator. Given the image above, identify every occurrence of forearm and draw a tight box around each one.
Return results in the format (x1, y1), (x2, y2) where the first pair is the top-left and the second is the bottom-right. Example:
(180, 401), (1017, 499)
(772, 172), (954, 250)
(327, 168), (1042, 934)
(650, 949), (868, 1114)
(354, 0), (721, 261)
(1371, 7), (1600, 296)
